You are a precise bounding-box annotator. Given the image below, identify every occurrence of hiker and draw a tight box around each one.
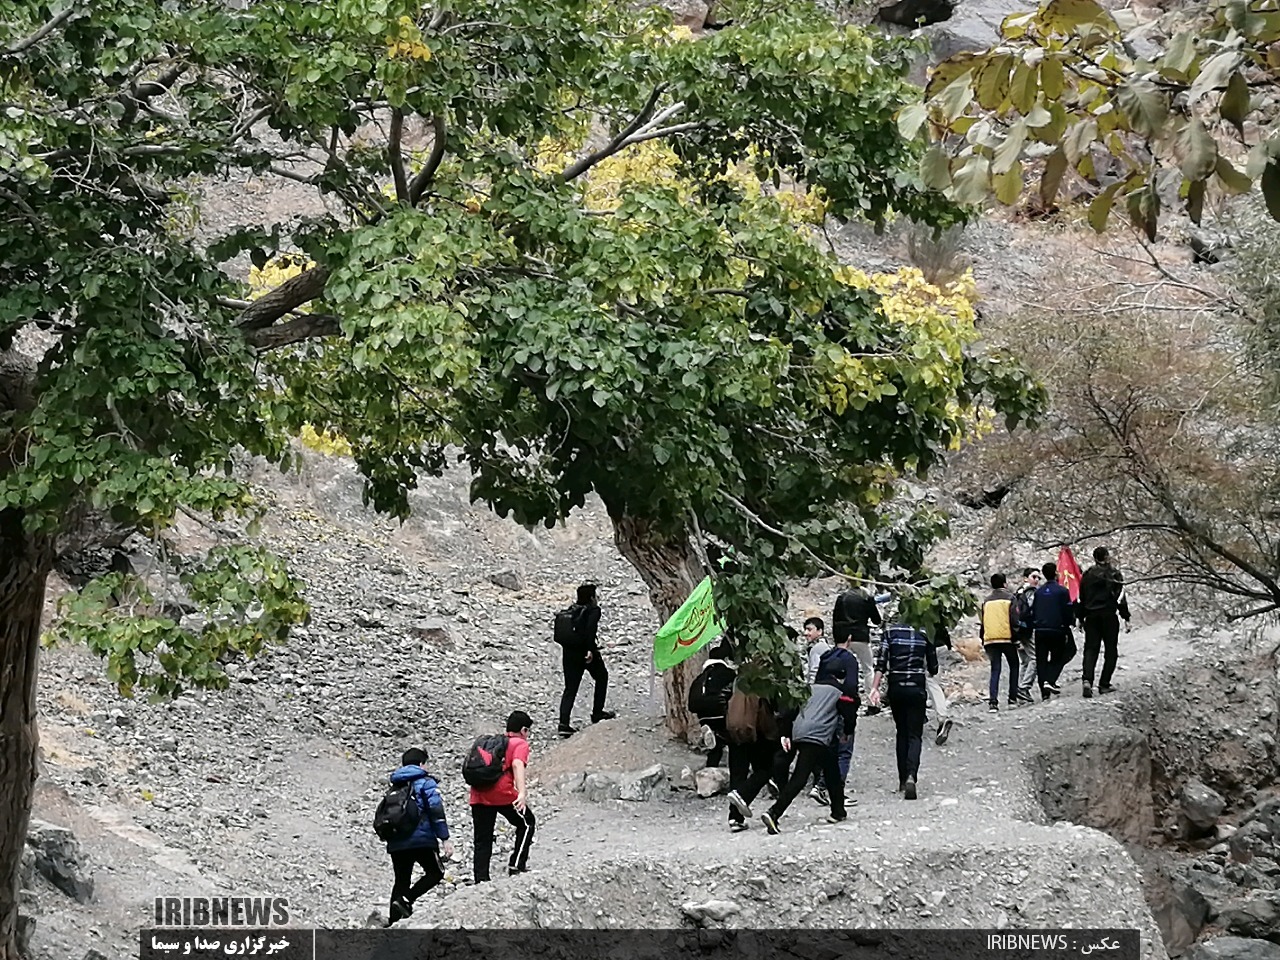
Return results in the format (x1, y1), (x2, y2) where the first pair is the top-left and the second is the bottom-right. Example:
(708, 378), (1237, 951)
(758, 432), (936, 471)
(723, 687), (789, 833)
(556, 584), (615, 738)
(379, 748), (453, 925)
(688, 639), (737, 768)
(979, 573), (1020, 712)
(1012, 568), (1040, 703)
(809, 636), (860, 805)
(755, 675), (857, 834)
(1078, 546), (1132, 698)
(1032, 561), (1076, 700)
(925, 623), (953, 745)
(469, 710), (536, 882)
(869, 618), (938, 800)
(802, 617), (830, 684)
(831, 586), (881, 713)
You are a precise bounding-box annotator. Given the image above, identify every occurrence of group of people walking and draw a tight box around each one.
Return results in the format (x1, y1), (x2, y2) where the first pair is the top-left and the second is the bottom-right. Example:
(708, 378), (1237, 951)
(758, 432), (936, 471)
(372, 547), (1133, 922)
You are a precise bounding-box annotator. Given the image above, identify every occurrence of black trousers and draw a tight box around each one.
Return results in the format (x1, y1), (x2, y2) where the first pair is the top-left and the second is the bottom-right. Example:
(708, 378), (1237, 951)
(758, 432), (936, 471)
(1082, 614), (1121, 688)
(769, 742), (845, 822)
(704, 718), (728, 768)
(888, 684), (927, 784)
(390, 847), (444, 906)
(471, 803), (535, 882)
(728, 738), (790, 823)
(559, 647), (607, 727)
(1034, 630), (1070, 692)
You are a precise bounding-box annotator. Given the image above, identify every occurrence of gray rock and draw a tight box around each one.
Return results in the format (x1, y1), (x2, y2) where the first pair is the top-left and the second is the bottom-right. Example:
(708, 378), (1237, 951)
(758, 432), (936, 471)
(1232, 820), (1273, 863)
(353, 610), (383, 628)
(26, 819), (94, 903)
(695, 766), (730, 798)
(17, 914), (34, 956)
(659, 0), (710, 30)
(1218, 892), (1280, 940)
(619, 764), (666, 801)
(681, 899), (741, 923)
(410, 620), (453, 649)
(84, 950), (111, 960)
(1184, 780), (1228, 831)
(487, 569), (522, 591)
(581, 772), (621, 802)
(20, 844), (35, 890)
(1184, 938), (1280, 960)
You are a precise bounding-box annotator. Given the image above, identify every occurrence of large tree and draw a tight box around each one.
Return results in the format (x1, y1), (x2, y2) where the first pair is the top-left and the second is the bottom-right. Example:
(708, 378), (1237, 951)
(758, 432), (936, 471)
(0, 1), (1042, 954)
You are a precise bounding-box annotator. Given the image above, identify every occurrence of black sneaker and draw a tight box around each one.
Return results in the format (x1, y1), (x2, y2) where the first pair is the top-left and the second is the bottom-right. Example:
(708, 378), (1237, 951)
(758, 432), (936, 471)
(729, 821), (749, 833)
(727, 789), (753, 820)
(765, 779), (779, 799)
(557, 725), (577, 739)
(760, 812), (780, 835)
(935, 719), (952, 745)
(809, 785), (829, 805)
(1045, 682), (1061, 695)
(1016, 691), (1034, 704)
(903, 777), (918, 801)
(864, 704), (882, 717)
(1007, 699), (1018, 708)
(1099, 685), (1116, 695)
(988, 703), (999, 713)
(388, 898), (411, 925)
(591, 711), (616, 723)
(826, 812), (848, 824)
(897, 779), (905, 793)
(1082, 683), (1093, 699)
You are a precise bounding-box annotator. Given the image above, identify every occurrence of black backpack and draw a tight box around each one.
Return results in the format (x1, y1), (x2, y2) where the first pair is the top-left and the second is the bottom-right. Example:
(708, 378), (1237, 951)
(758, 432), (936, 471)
(1012, 588), (1036, 634)
(462, 734), (508, 787)
(553, 605), (581, 646)
(373, 780), (421, 842)
(687, 662), (734, 720)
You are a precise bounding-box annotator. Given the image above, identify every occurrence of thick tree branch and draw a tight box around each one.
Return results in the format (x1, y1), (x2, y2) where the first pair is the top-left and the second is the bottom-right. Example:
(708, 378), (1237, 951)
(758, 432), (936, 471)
(235, 266), (331, 331)
(561, 85), (673, 182)
(242, 314), (342, 350)
(3, 5), (77, 56)
(389, 108), (409, 204)
(408, 114), (447, 205)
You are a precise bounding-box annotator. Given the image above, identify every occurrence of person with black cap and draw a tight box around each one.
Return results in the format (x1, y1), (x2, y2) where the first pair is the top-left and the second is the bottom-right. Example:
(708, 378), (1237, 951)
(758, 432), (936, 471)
(557, 583), (616, 737)
(1078, 546), (1132, 698)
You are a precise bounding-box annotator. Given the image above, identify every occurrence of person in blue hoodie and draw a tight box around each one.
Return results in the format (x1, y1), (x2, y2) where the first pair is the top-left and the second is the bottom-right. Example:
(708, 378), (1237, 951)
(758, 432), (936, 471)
(808, 638), (860, 805)
(1032, 562), (1076, 701)
(385, 748), (453, 925)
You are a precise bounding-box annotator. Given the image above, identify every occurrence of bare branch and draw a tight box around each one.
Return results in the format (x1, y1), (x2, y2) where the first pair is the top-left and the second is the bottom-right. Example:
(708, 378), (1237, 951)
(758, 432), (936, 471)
(561, 84), (670, 182)
(3, 4), (77, 56)
(235, 266), (331, 331)
(243, 314), (342, 351)
(408, 114), (447, 204)
(388, 108), (409, 204)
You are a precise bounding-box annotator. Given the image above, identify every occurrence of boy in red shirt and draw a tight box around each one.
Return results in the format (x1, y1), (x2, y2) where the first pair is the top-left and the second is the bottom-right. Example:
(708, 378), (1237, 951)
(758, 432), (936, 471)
(470, 710), (535, 882)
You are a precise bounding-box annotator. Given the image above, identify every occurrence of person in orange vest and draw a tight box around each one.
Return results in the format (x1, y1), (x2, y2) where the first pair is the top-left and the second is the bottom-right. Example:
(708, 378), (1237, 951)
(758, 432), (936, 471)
(979, 574), (1020, 712)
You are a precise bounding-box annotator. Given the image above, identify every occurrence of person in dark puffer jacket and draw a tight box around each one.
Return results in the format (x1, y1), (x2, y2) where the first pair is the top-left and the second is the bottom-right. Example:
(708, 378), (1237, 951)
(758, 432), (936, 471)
(385, 748), (452, 925)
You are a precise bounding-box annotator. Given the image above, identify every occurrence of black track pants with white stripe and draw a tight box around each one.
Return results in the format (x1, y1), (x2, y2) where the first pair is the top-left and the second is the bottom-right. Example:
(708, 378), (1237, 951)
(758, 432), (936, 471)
(471, 803), (535, 882)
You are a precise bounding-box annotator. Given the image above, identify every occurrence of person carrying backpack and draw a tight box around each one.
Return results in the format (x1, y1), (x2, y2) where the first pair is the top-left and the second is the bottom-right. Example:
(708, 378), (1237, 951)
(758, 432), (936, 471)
(468, 710), (535, 882)
(375, 748), (453, 925)
(555, 584), (615, 738)
(687, 639), (736, 768)
(831, 587), (881, 713)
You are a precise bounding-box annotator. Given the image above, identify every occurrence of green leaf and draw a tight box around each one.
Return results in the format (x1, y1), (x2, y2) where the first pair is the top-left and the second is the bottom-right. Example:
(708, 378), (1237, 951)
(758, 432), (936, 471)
(1088, 181), (1125, 233)
(1188, 52), (1242, 106)
(992, 120), (1027, 175)
(993, 162), (1023, 205)
(897, 103), (928, 140)
(1179, 118), (1217, 182)
(920, 144), (953, 191)
(1184, 177), (1206, 226)
(1115, 79), (1168, 139)
(1036, 0), (1112, 32)
(1220, 71), (1250, 137)
(1215, 156), (1252, 195)
(938, 74), (975, 123)
(1262, 160), (1280, 223)
(1040, 148), (1068, 206)
(1159, 31), (1197, 79)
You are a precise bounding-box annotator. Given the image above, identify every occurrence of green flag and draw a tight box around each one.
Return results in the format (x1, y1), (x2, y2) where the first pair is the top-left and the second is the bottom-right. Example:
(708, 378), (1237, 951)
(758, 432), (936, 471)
(653, 576), (724, 671)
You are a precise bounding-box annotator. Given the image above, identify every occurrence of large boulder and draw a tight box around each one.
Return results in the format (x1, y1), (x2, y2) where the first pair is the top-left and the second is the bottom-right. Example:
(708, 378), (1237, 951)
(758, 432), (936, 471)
(1218, 892), (1280, 942)
(1183, 780), (1228, 836)
(26, 819), (94, 903)
(1184, 939), (1280, 960)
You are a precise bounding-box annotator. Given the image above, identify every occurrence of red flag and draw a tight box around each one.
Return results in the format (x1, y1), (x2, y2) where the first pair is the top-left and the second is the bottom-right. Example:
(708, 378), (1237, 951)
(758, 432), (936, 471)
(1057, 547), (1083, 602)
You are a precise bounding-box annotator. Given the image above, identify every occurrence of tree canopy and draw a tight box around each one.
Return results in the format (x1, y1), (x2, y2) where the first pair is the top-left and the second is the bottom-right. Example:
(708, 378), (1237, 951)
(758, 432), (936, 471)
(908, 0), (1280, 238)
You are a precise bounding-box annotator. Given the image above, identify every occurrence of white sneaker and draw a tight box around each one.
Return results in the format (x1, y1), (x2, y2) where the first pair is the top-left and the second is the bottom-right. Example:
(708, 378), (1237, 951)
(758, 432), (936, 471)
(701, 725), (717, 749)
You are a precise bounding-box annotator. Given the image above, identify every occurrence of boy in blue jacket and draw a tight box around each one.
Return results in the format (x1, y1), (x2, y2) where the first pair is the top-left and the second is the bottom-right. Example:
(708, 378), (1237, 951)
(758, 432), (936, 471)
(1032, 562), (1076, 700)
(385, 748), (453, 925)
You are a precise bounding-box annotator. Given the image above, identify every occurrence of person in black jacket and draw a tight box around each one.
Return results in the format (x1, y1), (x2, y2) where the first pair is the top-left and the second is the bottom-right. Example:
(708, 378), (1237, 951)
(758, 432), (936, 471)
(832, 587), (882, 714)
(557, 584), (616, 737)
(1031, 562), (1075, 700)
(1078, 546), (1132, 698)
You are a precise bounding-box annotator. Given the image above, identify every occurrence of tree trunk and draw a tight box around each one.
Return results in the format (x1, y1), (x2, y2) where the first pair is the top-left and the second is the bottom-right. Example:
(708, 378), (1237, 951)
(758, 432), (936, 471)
(0, 516), (51, 960)
(610, 512), (706, 739)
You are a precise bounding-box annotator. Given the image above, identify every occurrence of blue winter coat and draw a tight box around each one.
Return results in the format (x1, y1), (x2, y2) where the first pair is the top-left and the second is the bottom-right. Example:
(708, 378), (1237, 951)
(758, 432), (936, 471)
(1031, 582), (1075, 632)
(815, 646), (860, 701)
(385, 766), (450, 853)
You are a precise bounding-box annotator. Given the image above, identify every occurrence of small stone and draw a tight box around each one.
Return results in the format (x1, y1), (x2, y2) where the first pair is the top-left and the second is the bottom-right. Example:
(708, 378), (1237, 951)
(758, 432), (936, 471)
(695, 767), (730, 798)
(681, 899), (741, 923)
(487, 569), (523, 591)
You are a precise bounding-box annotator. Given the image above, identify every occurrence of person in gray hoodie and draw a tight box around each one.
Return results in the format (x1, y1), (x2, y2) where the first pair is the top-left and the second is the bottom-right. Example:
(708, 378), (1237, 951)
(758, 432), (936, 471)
(757, 677), (856, 834)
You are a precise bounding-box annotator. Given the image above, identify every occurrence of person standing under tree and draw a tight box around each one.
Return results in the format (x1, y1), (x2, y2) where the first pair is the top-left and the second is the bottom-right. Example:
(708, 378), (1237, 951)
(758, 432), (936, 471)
(556, 583), (615, 738)
(831, 586), (881, 714)
(1078, 546), (1132, 698)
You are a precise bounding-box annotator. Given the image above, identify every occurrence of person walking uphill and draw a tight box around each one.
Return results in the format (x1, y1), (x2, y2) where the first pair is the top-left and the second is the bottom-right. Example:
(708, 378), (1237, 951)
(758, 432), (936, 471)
(869, 619), (938, 800)
(831, 587), (881, 713)
(377, 748), (453, 925)
(1078, 546), (1132, 698)
(467, 711), (536, 882)
(980, 574), (1020, 712)
(1012, 568), (1040, 704)
(555, 584), (615, 738)
(1032, 562), (1075, 700)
